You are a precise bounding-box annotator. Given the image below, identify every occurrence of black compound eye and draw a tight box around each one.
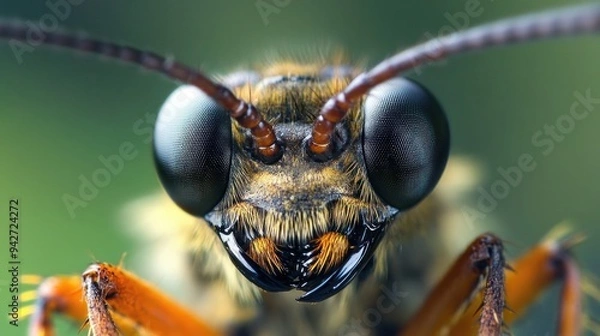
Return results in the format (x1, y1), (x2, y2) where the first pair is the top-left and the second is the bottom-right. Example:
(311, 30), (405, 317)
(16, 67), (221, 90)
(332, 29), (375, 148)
(154, 85), (232, 217)
(362, 78), (450, 211)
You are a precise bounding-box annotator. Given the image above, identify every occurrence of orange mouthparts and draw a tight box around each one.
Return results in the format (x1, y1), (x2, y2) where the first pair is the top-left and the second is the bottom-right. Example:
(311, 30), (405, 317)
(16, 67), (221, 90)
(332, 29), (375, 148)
(211, 213), (394, 302)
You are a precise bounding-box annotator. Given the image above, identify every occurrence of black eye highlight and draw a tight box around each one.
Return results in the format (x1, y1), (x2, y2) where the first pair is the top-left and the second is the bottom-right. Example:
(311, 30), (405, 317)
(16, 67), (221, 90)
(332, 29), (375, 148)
(154, 85), (233, 217)
(362, 78), (450, 211)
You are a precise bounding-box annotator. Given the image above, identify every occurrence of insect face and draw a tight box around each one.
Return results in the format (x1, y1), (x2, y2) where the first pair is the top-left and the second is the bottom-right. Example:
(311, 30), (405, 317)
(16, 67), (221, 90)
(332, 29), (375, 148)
(3, 5), (600, 334)
(153, 68), (450, 301)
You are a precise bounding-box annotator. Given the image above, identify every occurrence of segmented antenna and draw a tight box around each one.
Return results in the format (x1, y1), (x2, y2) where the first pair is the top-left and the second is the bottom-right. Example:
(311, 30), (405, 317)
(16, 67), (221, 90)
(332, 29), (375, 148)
(0, 21), (281, 161)
(309, 4), (600, 156)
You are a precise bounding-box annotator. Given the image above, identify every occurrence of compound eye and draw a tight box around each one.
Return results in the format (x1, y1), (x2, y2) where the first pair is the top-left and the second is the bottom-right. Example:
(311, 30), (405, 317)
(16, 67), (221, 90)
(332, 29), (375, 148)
(154, 85), (232, 217)
(362, 78), (450, 210)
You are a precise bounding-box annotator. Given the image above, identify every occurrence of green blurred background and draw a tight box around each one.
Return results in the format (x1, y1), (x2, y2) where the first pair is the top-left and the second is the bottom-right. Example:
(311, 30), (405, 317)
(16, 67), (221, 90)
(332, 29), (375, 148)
(1, 0), (600, 335)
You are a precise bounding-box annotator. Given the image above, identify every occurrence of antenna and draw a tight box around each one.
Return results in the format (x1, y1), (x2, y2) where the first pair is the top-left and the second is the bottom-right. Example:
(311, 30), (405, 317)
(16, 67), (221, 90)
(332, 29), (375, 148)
(308, 4), (600, 157)
(0, 21), (281, 161)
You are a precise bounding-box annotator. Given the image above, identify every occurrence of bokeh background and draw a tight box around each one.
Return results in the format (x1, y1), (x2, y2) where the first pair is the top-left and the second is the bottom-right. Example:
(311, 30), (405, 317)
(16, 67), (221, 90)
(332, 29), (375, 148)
(1, 0), (600, 335)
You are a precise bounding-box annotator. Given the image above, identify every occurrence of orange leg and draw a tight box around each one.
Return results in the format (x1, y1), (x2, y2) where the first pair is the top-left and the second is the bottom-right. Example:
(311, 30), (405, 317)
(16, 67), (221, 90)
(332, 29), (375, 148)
(448, 232), (582, 335)
(557, 256), (581, 335)
(399, 233), (505, 336)
(26, 263), (223, 336)
(81, 263), (222, 336)
(27, 275), (86, 336)
(401, 230), (583, 336)
(25, 274), (141, 335)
